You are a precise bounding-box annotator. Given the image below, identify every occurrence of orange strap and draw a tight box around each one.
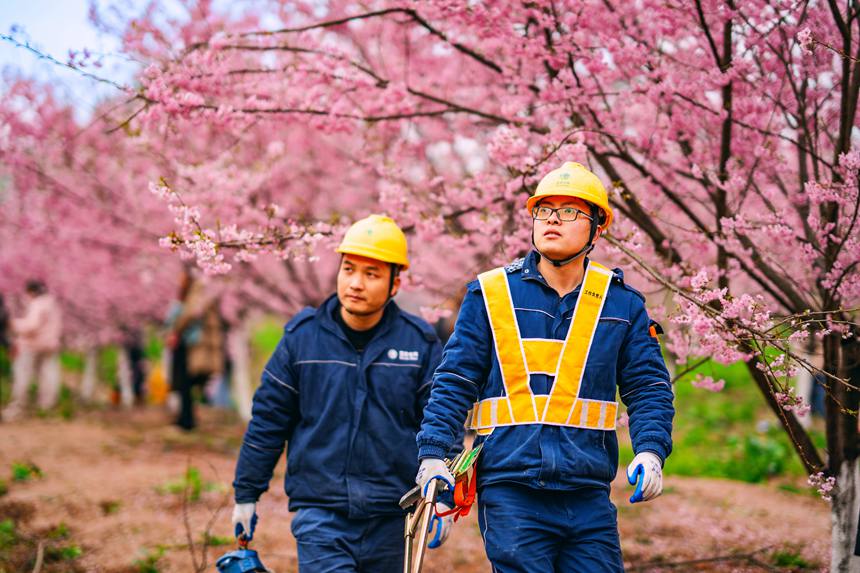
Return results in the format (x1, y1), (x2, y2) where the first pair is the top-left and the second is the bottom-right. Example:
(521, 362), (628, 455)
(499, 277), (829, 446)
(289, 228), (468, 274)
(435, 466), (478, 522)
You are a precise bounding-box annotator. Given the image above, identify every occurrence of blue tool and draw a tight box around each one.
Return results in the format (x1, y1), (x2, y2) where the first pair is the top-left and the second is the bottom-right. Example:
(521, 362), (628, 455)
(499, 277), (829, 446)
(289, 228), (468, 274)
(216, 514), (270, 573)
(215, 549), (268, 573)
(628, 463), (645, 504)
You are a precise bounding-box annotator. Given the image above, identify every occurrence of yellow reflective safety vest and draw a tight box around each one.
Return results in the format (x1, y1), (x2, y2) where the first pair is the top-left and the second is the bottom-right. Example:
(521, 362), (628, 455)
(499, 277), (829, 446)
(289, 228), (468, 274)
(469, 260), (617, 435)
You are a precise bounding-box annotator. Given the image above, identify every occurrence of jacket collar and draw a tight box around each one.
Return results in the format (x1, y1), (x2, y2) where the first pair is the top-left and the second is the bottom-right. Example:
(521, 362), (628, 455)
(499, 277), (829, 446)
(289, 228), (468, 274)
(316, 293), (401, 349)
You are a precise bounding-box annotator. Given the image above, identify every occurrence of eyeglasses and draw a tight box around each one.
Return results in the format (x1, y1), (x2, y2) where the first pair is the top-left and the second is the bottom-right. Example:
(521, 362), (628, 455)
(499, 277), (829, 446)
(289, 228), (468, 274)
(532, 206), (593, 223)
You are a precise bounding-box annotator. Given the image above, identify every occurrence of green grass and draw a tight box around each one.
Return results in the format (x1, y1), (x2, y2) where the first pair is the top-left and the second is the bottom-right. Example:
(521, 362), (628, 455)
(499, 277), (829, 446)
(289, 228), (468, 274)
(619, 356), (817, 483)
(771, 547), (814, 569)
(58, 385), (75, 420)
(47, 522), (69, 540)
(251, 318), (283, 360)
(249, 317), (286, 389)
(46, 544), (82, 561)
(203, 532), (233, 547)
(144, 330), (164, 363)
(59, 352), (85, 373)
(133, 547), (166, 573)
(99, 347), (119, 389)
(99, 500), (121, 515)
(10, 462), (42, 482)
(0, 519), (15, 550)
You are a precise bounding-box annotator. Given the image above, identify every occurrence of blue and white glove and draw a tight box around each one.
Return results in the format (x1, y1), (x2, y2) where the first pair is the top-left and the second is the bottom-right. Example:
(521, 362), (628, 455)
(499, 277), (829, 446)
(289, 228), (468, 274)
(427, 503), (453, 549)
(231, 502), (257, 541)
(415, 458), (454, 492)
(626, 452), (663, 503)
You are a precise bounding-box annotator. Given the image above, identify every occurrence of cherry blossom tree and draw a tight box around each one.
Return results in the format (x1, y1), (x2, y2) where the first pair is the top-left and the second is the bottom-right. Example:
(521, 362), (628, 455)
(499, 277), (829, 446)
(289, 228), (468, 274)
(0, 79), (177, 346)
(3, 0), (859, 567)
(103, 1), (857, 565)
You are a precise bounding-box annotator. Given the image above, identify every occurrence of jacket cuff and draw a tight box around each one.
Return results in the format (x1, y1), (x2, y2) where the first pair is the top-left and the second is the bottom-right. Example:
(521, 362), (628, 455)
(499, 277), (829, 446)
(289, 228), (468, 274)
(233, 486), (262, 504)
(634, 442), (669, 465)
(418, 444), (449, 460)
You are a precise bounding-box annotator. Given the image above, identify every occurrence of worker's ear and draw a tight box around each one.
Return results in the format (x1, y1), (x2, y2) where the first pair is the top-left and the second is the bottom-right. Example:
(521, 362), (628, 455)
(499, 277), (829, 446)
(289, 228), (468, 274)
(389, 271), (401, 298)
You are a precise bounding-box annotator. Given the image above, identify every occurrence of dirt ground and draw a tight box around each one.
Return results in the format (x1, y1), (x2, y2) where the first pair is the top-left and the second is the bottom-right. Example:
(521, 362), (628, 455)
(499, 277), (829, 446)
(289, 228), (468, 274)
(0, 406), (831, 572)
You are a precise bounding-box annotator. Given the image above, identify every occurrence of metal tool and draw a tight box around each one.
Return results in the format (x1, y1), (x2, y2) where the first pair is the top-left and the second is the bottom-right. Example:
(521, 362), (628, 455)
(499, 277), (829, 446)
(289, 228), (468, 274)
(401, 478), (441, 573)
(400, 445), (483, 573)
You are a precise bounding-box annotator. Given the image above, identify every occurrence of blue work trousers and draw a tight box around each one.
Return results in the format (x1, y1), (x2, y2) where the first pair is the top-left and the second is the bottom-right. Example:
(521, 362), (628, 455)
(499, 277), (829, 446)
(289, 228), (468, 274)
(290, 507), (404, 573)
(478, 483), (624, 573)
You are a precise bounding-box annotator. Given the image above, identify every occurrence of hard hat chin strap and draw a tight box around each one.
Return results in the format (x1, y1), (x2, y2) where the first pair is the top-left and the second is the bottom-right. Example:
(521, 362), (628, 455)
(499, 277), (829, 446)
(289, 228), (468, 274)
(536, 240), (595, 267)
(532, 205), (600, 267)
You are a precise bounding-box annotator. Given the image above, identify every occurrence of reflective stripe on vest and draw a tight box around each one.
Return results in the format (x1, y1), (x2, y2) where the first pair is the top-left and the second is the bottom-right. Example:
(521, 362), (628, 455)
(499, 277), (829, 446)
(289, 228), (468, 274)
(469, 260), (618, 434)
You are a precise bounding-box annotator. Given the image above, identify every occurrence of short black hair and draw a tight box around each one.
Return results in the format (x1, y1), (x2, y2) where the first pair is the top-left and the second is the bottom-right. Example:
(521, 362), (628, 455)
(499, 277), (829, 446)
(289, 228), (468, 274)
(25, 280), (46, 295)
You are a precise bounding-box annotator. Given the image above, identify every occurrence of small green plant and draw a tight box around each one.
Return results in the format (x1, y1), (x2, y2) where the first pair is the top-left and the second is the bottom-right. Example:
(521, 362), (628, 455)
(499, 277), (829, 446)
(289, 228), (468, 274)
(60, 352), (85, 373)
(11, 461), (42, 482)
(772, 547), (813, 569)
(156, 466), (224, 502)
(0, 519), (16, 549)
(99, 499), (121, 515)
(46, 543), (83, 561)
(722, 434), (792, 483)
(186, 467), (203, 501)
(47, 522), (70, 539)
(203, 532), (232, 547)
(58, 385), (76, 420)
(0, 479), (7, 497)
(134, 547), (166, 573)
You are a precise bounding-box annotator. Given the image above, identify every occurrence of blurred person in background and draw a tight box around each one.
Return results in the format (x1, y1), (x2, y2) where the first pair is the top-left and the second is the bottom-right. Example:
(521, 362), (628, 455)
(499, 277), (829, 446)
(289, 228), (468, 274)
(165, 269), (224, 431)
(122, 328), (146, 406)
(4, 280), (63, 420)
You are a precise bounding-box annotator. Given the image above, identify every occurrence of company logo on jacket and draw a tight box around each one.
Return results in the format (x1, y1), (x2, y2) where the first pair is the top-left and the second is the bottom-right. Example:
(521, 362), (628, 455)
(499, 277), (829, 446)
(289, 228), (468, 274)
(387, 348), (419, 361)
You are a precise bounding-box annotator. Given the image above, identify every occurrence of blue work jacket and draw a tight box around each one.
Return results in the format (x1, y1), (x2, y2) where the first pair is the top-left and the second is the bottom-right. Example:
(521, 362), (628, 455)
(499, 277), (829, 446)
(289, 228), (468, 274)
(233, 294), (445, 518)
(417, 251), (674, 491)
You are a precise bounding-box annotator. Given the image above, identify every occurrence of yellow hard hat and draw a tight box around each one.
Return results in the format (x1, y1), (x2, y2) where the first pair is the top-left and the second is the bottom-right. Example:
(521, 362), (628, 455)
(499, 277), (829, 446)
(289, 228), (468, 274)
(336, 214), (410, 270)
(525, 162), (614, 229)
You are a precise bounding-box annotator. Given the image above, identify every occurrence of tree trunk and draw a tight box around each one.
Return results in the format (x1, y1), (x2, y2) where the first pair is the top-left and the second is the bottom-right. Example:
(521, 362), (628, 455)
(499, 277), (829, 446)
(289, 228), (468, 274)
(828, 334), (860, 571)
(228, 321), (253, 422)
(80, 348), (98, 402)
(116, 349), (134, 408)
(831, 460), (860, 572)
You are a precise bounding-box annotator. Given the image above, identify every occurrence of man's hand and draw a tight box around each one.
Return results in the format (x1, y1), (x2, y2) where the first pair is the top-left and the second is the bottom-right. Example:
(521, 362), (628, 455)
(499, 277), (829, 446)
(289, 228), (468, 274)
(415, 458), (455, 492)
(626, 452), (663, 503)
(231, 502), (257, 540)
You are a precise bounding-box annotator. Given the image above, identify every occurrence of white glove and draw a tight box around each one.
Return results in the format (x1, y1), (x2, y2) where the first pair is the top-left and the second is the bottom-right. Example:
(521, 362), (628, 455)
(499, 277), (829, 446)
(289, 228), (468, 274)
(231, 502), (256, 538)
(415, 458), (455, 492)
(626, 452), (663, 503)
(429, 503), (453, 548)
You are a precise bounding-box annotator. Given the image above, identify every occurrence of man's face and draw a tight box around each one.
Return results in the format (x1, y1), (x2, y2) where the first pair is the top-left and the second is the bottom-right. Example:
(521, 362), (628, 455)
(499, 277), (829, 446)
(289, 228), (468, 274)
(532, 196), (599, 260)
(337, 254), (399, 316)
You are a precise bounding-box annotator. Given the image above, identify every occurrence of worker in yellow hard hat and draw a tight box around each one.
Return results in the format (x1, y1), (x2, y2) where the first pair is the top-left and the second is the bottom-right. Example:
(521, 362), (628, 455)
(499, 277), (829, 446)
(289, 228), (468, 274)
(415, 162), (674, 572)
(231, 215), (459, 572)
(525, 161), (614, 267)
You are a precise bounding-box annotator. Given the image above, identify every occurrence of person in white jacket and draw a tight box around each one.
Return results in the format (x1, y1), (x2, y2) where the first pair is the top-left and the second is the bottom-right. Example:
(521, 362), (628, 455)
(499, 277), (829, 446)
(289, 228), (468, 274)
(4, 280), (63, 420)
